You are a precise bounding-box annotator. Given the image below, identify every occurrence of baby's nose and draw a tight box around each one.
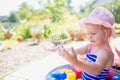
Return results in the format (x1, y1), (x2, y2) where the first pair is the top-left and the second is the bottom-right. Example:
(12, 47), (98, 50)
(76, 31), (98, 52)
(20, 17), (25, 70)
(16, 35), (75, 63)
(87, 34), (93, 40)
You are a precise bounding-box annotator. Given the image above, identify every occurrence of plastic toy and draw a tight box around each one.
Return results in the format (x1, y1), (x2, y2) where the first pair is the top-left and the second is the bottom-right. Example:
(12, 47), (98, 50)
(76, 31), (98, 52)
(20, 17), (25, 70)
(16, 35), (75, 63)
(65, 69), (76, 80)
(72, 67), (82, 78)
(49, 71), (66, 80)
(107, 69), (115, 79)
(67, 72), (76, 80)
(50, 71), (60, 79)
(111, 76), (120, 80)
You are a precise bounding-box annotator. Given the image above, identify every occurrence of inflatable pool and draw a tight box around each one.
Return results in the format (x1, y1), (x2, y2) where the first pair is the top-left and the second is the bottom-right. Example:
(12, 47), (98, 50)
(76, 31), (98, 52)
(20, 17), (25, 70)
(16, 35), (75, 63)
(45, 64), (120, 80)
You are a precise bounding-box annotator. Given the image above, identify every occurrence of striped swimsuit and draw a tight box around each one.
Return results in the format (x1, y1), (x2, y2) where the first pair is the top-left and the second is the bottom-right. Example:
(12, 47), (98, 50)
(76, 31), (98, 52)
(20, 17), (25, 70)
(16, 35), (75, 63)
(82, 48), (109, 80)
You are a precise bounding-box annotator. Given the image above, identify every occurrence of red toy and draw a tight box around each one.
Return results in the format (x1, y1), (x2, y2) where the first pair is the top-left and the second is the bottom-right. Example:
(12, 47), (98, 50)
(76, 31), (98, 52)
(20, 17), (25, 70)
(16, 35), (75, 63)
(107, 69), (115, 79)
(72, 67), (82, 78)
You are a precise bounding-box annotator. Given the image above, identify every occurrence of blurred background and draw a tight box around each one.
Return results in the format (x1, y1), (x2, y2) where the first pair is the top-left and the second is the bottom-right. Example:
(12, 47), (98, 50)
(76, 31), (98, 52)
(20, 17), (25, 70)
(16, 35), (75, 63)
(0, 0), (120, 42)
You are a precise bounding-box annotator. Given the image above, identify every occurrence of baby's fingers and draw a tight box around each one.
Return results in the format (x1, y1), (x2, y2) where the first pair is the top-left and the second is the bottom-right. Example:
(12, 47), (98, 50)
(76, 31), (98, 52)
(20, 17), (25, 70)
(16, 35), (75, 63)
(57, 45), (64, 56)
(71, 47), (75, 54)
(70, 47), (77, 58)
(58, 45), (69, 57)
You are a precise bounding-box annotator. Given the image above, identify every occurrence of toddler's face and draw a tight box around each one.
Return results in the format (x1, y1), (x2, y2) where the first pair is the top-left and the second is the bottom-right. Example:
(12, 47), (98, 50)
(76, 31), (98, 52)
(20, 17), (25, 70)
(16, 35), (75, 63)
(84, 24), (107, 46)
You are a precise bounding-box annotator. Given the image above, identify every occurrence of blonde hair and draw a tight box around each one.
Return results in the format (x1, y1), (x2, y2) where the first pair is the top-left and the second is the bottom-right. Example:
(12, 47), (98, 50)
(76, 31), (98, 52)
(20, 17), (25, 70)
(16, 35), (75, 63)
(109, 37), (120, 59)
(101, 25), (120, 60)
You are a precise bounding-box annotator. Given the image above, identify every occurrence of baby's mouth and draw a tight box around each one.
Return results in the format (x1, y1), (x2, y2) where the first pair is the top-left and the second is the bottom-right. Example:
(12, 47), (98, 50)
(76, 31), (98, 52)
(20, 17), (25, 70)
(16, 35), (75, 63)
(90, 40), (95, 43)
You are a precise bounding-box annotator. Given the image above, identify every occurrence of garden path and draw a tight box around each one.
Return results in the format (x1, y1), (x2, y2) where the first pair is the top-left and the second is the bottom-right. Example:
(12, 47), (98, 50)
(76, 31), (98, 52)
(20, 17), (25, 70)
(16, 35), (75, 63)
(0, 41), (53, 79)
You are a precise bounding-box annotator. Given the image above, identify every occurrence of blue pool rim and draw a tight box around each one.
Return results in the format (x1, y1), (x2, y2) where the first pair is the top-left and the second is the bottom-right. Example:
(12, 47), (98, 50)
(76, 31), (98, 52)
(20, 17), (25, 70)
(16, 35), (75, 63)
(45, 64), (73, 80)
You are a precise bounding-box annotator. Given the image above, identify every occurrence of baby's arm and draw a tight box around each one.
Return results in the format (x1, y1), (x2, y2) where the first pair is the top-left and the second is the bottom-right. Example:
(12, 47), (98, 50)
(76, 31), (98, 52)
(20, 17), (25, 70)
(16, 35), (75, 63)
(59, 46), (112, 75)
(75, 50), (112, 75)
(75, 44), (89, 55)
(74, 44), (89, 61)
(112, 47), (120, 68)
(58, 44), (89, 63)
(58, 44), (107, 74)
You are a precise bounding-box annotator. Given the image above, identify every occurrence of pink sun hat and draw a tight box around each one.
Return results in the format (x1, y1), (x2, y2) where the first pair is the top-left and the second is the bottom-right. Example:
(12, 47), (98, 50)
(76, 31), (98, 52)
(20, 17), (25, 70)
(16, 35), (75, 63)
(79, 6), (115, 38)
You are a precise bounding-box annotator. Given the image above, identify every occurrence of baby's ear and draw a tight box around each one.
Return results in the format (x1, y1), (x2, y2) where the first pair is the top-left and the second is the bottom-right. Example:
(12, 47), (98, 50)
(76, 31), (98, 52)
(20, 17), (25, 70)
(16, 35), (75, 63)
(104, 28), (111, 37)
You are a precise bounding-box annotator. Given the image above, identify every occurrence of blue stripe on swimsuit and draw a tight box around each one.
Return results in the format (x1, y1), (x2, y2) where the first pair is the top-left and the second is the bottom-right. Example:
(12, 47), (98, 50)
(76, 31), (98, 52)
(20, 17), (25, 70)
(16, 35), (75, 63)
(82, 54), (109, 80)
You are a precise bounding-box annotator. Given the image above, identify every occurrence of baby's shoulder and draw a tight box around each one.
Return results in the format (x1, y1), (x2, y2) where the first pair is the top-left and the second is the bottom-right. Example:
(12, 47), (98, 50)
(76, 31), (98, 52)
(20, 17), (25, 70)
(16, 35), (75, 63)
(98, 47), (113, 57)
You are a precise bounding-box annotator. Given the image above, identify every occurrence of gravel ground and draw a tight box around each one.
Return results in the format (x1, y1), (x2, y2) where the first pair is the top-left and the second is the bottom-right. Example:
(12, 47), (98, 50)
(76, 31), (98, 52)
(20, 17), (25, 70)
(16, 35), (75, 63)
(0, 41), (53, 79)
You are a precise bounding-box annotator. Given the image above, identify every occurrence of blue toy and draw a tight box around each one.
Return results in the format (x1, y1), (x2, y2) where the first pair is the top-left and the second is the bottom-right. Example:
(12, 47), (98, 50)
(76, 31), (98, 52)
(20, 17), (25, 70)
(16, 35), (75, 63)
(50, 71), (60, 79)
(49, 71), (67, 80)
(59, 71), (67, 79)
(111, 76), (120, 80)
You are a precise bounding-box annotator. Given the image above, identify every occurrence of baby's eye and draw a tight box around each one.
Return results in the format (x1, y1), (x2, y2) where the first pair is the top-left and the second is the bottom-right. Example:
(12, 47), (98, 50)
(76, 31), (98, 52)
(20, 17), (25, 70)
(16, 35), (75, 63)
(86, 33), (95, 35)
(86, 33), (89, 35)
(91, 33), (96, 35)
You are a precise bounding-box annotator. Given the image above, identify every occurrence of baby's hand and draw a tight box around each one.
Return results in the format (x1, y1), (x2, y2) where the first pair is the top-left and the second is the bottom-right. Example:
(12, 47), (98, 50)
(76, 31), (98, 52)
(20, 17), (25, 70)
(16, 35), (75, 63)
(58, 45), (78, 65)
(41, 41), (57, 51)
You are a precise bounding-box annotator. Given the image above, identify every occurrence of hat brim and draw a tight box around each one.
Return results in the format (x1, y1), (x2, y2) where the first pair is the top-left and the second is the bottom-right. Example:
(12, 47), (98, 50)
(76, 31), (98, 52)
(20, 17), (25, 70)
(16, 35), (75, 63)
(79, 17), (115, 38)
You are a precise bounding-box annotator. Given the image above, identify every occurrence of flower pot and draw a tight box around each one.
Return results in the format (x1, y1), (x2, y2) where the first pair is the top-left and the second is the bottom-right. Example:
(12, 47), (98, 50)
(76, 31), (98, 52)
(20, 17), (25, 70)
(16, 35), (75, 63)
(74, 33), (86, 40)
(4, 33), (13, 39)
(69, 33), (74, 40)
(17, 38), (23, 42)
